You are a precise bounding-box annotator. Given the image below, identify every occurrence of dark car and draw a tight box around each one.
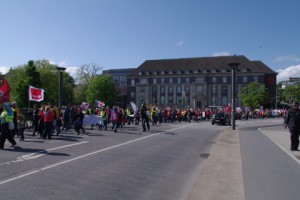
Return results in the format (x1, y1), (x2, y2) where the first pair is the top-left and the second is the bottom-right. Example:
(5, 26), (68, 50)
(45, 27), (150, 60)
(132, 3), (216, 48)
(211, 113), (231, 125)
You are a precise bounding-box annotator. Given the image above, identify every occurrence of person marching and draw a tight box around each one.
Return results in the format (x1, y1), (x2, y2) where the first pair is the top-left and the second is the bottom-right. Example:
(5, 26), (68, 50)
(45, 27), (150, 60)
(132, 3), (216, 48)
(111, 107), (120, 133)
(17, 114), (27, 141)
(74, 107), (85, 135)
(100, 107), (108, 130)
(140, 103), (150, 132)
(43, 106), (55, 140)
(0, 103), (17, 149)
(284, 101), (300, 151)
(32, 104), (40, 136)
(11, 102), (20, 137)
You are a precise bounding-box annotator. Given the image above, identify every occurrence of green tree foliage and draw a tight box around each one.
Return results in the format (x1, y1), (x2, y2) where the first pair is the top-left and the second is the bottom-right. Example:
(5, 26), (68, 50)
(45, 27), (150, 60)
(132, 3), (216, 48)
(85, 75), (118, 107)
(6, 59), (75, 108)
(281, 84), (300, 103)
(6, 65), (27, 106)
(26, 60), (41, 87)
(74, 84), (88, 105)
(240, 82), (268, 110)
(6, 60), (42, 108)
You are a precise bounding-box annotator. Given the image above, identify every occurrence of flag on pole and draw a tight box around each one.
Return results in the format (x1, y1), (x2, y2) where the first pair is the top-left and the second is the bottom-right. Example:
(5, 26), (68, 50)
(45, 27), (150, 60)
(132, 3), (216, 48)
(130, 102), (138, 114)
(0, 76), (11, 103)
(29, 85), (44, 102)
(95, 100), (105, 108)
(81, 102), (90, 110)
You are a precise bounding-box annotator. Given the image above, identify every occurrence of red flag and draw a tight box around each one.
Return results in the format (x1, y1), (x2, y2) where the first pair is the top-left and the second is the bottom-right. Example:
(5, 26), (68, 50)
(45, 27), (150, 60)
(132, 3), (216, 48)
(81, 102), (90, 110)
(0, 76), (11, 103)
(225, 106), (232, 113)
(29, 85), (44, 102)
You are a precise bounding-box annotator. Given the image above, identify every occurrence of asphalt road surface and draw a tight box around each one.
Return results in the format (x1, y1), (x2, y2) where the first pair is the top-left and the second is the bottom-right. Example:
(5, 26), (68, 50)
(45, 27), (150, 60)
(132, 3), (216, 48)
(0, 121), (226, 200)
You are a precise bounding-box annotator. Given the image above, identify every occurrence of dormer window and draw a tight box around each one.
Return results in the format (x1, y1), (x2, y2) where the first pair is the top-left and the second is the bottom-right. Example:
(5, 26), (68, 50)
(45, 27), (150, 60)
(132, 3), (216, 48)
(138, 71), (143, 75)
(211, 69), (217, 73)
(153, 71), (157, 75)
(194, 69), (199, 73)
(222, 69), (228, 73)
(242, 67), (250, 72)
(169, 70), (173, 74)
(203, 69), (208, 73)
(161, 71), (165, 75)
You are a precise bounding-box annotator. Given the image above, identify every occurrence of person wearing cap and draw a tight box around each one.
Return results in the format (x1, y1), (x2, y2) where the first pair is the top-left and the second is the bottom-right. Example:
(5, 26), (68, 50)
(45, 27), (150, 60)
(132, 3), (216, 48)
(284, 102), (300, 151)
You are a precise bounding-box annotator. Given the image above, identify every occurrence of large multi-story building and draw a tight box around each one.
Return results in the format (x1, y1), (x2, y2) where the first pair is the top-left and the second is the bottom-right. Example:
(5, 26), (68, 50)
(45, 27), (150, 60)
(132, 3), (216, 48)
(126, 55), (277, 109)
(102, 68), (135, 107)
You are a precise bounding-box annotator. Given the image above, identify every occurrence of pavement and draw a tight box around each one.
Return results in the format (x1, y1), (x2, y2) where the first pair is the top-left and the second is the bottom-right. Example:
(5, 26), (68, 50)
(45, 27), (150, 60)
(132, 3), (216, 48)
(4, 118), (299, 200)
(186, 117), (300, 200)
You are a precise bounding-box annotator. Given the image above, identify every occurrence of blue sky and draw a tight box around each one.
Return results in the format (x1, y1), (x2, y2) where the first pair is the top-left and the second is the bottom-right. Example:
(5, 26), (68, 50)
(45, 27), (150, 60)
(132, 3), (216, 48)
(1, 0), (299, 82)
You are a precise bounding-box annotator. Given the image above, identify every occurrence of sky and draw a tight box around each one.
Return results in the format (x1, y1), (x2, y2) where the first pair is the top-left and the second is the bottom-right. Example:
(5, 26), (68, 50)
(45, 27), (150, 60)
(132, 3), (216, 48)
(1, 0), (300, 82)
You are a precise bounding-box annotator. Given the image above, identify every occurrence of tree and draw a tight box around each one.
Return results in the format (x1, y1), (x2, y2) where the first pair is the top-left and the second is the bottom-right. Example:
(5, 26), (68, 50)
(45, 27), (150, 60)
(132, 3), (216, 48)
(6, 65), (27, 105)
(6, 59), (75, 108)
(85, 75), (118, 107)
(75, 63), (103, 84)
(240, 82), (268, 110)
(74, 84), (88, 105)
(26, 60), (42, 88)
(7, 60), (42, 108)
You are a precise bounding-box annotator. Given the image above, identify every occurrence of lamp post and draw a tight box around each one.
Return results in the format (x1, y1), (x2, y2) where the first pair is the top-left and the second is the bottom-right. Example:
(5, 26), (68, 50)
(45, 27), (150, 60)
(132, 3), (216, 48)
(228, 62), (240, 130)
(56, 66), (66, 109)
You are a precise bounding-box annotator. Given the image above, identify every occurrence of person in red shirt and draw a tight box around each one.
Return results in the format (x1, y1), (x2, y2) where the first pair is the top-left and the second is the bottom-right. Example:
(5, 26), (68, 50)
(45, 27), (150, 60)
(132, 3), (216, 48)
(42, 106), (55, 139)
(38, 105), (45, 137)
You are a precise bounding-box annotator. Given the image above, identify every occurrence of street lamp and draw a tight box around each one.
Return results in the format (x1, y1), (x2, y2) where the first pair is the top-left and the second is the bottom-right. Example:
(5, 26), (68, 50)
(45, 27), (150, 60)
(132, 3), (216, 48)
(228, 62), (240, 130)
(56, 66), (66, 108)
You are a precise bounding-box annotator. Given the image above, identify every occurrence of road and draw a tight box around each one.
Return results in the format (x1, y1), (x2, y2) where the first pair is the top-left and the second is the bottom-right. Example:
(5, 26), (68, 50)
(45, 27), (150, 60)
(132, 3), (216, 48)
(1, 118), (300, 200)
(0, 121), (225, 200)
(239, 121), (300, 200)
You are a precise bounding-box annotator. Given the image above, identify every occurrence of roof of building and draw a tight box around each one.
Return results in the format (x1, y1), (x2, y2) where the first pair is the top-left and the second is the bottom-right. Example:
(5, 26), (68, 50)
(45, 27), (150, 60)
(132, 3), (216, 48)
(128, 55), (277, 76)
(103, 68), (136, 75)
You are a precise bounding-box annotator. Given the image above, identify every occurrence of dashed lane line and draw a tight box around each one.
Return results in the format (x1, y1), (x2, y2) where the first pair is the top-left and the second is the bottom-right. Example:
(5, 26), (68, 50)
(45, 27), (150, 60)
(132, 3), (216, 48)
(0, 124), (192, 185)
(0, 141), (89, 166)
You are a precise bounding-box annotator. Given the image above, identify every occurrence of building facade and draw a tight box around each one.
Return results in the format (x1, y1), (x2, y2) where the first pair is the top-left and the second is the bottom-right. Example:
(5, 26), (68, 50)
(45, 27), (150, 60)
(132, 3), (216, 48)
(126, 55), (277, 109)
(102, 68), (135, 107)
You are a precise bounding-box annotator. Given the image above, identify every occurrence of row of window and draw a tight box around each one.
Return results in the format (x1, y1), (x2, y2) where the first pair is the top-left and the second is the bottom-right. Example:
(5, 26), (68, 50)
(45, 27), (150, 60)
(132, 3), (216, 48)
(137, 95), (191, 105)
(136, 85), (238, 95)
(138, 67), (250, 76)
(131, 76), (258, 85)
(135, 94), (231, 106)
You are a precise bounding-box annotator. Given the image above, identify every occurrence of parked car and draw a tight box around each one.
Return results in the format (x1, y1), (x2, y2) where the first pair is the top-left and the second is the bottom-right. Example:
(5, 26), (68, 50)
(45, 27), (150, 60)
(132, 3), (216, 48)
(211, 113), (231, 125)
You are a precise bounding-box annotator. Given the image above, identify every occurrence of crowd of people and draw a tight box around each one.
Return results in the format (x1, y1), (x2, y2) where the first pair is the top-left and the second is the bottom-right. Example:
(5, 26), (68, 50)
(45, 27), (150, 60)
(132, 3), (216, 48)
(0, 101), (289, 149)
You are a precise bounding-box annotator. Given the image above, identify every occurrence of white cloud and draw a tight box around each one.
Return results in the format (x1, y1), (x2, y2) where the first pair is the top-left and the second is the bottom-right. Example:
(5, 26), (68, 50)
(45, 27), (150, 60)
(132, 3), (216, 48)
(65, 66), (78, 78)
(212, 51), (231, 57)
(0, 66), (10, 75)
(58, 60), (67, 67)
(175, 40), (184, 47)
(277, 64), (300, 82)
(46, 59), (78, 78)
(274, 55), (300, 62)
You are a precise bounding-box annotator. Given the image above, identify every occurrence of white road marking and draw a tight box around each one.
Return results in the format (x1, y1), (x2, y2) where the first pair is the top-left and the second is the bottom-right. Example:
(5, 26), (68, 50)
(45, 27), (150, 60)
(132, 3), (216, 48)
(0, 141), (89, 165)
(0, 124), (191, 185)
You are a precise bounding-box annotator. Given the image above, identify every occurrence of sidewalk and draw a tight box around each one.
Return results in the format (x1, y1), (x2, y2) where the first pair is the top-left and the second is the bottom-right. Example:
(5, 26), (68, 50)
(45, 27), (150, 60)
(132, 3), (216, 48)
(259, 123), (300, 164)
(186, 118), (300, 200)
